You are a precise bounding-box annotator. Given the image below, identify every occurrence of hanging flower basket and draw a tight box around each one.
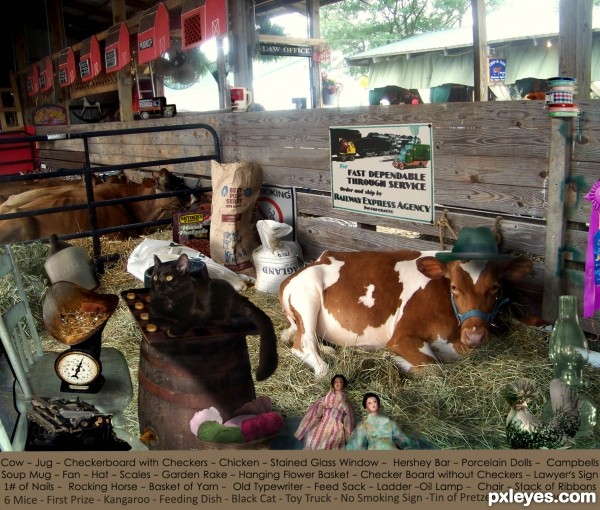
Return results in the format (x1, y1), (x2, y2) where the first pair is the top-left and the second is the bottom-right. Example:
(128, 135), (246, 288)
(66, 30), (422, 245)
(321, 72), (342, 106)
(322, 87), (334, 105)
(313, 44), (331, 63)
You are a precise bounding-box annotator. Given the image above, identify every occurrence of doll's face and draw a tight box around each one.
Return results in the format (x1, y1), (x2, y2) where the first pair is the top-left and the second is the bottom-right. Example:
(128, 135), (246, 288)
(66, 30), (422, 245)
(332, 377), (345, 391)
(365, 396), (379, 413)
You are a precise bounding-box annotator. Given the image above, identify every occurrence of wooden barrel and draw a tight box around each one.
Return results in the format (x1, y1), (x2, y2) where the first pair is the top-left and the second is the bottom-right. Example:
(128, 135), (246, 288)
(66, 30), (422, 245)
(138, 325), (257, 450)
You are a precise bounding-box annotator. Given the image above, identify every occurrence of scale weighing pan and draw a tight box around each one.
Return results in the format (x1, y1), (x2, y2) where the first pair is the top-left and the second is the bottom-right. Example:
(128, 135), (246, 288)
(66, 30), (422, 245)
(43, 281), (118, 345)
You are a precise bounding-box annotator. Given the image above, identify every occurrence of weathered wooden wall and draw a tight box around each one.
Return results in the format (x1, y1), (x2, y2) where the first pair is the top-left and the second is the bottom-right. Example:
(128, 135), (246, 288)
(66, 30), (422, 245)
(34, 100), (600, 334)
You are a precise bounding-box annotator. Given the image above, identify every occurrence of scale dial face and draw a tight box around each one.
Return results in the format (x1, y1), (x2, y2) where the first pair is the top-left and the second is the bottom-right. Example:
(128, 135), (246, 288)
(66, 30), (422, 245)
(54, 351), (101, 386)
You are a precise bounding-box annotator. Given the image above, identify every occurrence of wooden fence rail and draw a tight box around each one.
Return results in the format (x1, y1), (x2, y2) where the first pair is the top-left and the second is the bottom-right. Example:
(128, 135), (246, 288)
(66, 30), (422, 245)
(0, 123), (219, 267)
(33, 100), (600, 334)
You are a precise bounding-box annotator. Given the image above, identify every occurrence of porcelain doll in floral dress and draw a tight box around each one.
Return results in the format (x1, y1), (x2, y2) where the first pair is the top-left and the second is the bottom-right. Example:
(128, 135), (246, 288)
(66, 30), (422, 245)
(346, 392), (416, 450)
(294, 374), (356, 449)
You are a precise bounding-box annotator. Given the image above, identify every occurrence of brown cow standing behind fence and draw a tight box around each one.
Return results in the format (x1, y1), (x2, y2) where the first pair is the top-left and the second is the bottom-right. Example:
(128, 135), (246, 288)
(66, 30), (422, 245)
(0, 169), (188, 243)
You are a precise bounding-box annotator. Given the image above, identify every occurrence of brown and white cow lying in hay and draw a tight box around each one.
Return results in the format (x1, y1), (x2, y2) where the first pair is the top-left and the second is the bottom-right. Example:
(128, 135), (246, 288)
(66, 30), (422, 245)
(0, 168), (190, 243)
(279, 227), (533, 377)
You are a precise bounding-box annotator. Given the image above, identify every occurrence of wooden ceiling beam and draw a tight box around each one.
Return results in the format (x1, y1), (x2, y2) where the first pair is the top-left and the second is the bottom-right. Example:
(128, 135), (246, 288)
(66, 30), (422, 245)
(62, 0), (113, 20)
(258, 34), (324, 46)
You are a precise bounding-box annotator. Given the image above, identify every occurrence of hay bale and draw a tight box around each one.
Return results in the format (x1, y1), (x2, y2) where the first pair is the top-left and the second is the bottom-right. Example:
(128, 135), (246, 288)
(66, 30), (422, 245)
(4, 233), (599, 450)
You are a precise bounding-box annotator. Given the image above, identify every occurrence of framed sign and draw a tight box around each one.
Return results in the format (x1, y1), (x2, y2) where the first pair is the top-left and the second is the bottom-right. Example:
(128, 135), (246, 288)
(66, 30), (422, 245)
(255, 184), (297, 242)
(33, 104), (68, 126)
(259, 43), (313, 57)
(330, 123), (434, 223)
(489, 58), (506, 82)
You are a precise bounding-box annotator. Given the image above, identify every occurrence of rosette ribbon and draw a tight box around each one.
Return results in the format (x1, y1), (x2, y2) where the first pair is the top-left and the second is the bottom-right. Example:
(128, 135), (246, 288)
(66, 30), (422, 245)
(583, 180), (600, 318)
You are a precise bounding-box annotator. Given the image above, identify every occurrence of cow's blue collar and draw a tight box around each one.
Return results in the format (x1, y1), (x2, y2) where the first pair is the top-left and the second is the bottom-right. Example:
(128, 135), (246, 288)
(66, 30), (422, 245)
(450, 292), (509, 326)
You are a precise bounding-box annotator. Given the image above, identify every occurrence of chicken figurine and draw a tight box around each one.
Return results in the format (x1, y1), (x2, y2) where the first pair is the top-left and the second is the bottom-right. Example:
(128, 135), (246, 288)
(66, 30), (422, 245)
(503, 378), (581, 449)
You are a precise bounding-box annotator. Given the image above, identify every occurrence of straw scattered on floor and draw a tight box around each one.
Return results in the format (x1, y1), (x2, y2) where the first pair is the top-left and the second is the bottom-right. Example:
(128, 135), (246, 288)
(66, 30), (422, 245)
(4, 233), (600, 450)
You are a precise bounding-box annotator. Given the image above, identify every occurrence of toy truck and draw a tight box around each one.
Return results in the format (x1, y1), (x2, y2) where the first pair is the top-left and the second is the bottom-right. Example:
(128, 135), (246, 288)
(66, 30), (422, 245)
(392, 143), (430, 169)
(337, 139), (356, 161)
(137, 96), (177, 120)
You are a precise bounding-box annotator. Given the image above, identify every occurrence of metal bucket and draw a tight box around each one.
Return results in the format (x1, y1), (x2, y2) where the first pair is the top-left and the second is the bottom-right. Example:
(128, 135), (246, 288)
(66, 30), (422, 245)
(44, 246), (98, 290)
(138, 327), (257, 450)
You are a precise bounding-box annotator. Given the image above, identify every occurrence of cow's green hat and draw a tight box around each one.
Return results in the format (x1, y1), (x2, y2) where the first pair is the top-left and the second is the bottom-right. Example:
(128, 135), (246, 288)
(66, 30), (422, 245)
(435, 226), (512, 262)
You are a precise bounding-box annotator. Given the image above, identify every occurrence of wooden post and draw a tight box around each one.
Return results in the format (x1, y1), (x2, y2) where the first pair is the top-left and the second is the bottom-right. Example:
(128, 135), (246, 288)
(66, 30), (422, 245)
(559, 0), (592, 99)
(543, 0), (592, 321)
(11, 6), (29, 125)
(229, 0), (254, 92)
(45, 0), (66, 103)
(542, 118), (572, 322)
(471, 0), (488, 102)
(216, 37), (230, 110)
(112, 0), (133, 122)
(307, 0), (322, 108)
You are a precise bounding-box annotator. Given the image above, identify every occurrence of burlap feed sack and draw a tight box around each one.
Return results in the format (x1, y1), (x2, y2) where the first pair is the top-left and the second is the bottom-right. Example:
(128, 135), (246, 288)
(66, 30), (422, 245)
(210, 160), (262, 275)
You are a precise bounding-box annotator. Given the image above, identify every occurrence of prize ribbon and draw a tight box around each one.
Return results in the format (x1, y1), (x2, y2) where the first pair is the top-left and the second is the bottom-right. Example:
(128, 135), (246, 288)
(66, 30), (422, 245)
(583, 180), (600, 318)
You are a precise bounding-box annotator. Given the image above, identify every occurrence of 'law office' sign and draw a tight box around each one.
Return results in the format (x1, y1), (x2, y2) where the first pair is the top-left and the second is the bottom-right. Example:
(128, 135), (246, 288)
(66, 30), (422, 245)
(259, 43), (313, 57)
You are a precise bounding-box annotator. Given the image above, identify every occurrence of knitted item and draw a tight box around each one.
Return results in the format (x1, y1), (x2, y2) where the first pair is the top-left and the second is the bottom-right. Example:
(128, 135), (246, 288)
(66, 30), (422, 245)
(233, 396), (273, 416)
(189, 406), (222, 435)
(240, 412), (284, 442)
(196, 420), (244, 443)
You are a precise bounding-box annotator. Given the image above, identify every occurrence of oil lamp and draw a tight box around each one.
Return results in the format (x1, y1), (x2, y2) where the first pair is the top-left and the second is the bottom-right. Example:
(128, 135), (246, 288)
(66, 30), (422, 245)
(544, 295), (597, 436)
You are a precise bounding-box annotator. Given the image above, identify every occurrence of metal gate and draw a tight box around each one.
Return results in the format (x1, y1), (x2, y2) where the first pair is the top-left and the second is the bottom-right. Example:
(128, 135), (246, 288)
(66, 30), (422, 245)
(0, 123), (220, 271)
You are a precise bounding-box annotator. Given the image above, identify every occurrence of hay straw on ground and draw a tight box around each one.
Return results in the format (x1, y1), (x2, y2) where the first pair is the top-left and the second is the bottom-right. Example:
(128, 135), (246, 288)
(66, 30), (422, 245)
(4, 233), (600, 450)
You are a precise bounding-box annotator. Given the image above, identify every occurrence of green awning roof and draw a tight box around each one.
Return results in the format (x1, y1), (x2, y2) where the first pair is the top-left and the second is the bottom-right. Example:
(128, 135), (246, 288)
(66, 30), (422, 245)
(356, 5), (600, 90)
(368, 38), (600, 89)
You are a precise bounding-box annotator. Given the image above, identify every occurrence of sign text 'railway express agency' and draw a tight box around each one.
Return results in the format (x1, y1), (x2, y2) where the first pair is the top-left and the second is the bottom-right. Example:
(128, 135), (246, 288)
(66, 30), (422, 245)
(330, 124), (435, 223)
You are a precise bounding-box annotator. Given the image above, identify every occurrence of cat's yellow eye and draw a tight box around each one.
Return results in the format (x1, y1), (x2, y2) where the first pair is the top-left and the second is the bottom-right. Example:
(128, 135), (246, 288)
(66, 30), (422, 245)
(153, 275), (157, 281)
(166, 275), (173, 281)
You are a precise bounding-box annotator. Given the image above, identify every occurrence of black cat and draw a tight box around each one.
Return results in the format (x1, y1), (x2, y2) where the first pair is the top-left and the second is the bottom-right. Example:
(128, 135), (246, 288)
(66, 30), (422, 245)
(148, 254), (278, 381)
